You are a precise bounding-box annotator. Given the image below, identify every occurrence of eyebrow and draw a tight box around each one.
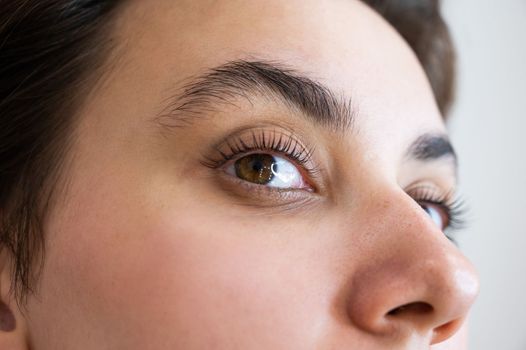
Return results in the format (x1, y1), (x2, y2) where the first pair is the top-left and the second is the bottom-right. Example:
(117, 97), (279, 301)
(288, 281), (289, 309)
(157, 60), (355, 131)
(406, 134), (457, 164)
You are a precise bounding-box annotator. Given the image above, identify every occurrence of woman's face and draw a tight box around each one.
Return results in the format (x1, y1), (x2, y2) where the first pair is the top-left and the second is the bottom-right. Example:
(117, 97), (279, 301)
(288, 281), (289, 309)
(18, 0), (479, 349)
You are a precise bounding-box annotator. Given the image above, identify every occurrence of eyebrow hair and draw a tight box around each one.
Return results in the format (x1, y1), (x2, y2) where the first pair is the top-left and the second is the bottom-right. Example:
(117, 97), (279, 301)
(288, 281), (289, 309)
(157, 60), (355, 132)
(406, 134), (457, 164)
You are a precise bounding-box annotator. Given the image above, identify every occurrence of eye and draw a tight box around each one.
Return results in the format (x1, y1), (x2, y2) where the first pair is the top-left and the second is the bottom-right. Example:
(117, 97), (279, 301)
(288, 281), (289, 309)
(226, 153), (309, 189)
(420, 202), (450, 231)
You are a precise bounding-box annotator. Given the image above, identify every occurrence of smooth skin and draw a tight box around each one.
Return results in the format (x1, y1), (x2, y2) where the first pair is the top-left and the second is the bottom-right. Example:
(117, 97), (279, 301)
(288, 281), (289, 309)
(0, 0), (479, 349)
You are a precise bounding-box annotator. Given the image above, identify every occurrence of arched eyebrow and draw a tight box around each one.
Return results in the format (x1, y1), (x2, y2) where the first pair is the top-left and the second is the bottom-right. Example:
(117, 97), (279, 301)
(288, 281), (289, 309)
(156, 60), (355, 132)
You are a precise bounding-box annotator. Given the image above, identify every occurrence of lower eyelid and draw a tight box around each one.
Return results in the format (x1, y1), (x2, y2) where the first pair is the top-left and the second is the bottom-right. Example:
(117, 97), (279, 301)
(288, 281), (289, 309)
(213, 169), (317, 207)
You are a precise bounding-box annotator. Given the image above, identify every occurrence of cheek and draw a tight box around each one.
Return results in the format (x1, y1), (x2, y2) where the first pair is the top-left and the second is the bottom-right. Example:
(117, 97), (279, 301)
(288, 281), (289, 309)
(33, 183), (336, 348)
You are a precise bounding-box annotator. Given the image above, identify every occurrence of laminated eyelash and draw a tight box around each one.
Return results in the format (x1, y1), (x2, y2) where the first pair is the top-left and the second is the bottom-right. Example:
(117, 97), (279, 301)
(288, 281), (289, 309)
(409, 186), (469, 232)
(201, 129), (318, 175)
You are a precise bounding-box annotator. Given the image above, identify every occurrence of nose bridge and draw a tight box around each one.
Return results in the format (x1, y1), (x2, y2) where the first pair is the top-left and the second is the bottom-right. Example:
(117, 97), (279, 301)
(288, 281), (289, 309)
(345, 188), (479, 345)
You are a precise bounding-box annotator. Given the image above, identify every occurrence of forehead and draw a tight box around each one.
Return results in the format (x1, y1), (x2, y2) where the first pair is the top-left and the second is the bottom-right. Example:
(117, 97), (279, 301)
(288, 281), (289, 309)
(105, 0), (445, 150)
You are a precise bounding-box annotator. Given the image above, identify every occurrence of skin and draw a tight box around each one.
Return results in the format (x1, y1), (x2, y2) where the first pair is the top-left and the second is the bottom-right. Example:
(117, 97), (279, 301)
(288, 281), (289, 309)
(0, 0), (479, 349)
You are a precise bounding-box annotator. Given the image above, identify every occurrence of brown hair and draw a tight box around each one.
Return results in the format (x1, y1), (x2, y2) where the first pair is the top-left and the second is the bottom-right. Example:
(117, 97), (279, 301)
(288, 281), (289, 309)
(0, 0), (456, 302)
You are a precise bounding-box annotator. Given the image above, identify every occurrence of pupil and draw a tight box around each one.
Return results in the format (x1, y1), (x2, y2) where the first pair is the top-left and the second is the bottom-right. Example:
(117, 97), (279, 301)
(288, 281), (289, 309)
(252, 160), (263, 172)
(235, 154), (276, 185)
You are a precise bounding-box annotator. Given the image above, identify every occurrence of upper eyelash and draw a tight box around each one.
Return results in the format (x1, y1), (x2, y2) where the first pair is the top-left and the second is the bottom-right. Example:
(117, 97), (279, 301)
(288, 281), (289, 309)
(201, 129), (320, 177)
(444, 198), (469, 231)
(408, 185), (469, 233)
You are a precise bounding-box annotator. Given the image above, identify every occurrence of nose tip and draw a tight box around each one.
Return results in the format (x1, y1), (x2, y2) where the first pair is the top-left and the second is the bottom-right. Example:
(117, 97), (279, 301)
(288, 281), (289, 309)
(426, 267), (480, 344)
(346, 243), (480, 345)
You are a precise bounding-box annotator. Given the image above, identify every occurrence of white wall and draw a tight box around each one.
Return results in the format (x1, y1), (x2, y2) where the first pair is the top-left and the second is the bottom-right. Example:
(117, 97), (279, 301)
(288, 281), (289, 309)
(442, 1), (526, 349)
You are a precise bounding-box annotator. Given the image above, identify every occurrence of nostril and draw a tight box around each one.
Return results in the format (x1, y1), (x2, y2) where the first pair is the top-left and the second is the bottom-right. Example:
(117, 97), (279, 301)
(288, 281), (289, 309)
(383, 302), (462, 344)
(387, 302), (433, 317)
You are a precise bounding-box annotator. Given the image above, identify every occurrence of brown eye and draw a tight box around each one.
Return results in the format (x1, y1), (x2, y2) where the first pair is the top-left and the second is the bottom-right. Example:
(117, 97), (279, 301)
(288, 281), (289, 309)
(226, 153), (308, 189)
(234, 154), (276, 185)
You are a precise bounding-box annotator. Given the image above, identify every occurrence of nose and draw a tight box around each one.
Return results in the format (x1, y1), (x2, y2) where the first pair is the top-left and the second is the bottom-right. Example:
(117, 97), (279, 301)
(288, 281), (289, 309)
(345, 190), (479, 345)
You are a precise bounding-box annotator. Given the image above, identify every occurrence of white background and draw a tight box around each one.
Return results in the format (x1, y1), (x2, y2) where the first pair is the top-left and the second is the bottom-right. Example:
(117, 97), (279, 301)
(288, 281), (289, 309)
(442, 1), (526, 349)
